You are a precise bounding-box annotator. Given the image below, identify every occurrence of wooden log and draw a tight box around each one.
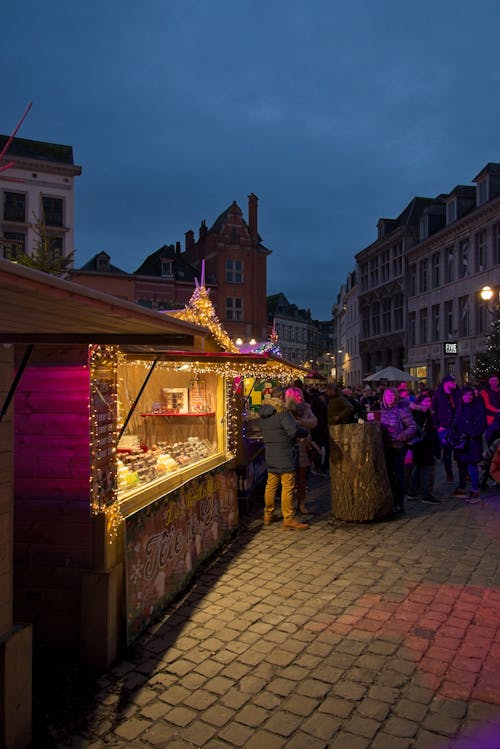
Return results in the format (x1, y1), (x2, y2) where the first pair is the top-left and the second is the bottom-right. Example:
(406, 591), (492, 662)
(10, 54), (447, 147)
(329, 422), (393, 522)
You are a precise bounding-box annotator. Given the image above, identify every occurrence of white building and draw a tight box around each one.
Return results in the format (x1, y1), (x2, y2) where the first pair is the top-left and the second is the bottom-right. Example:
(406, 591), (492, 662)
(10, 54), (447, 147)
(0, 135), (81, 263)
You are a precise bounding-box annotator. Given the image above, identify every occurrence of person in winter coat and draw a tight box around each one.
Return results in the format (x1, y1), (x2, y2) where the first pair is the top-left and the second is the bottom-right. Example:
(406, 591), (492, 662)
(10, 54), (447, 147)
(407, 393), (440, 504)
(285, 387), (318, 515)
(480, 374), (500, 426)
(452, 386), (487, 503)
(380, 387), (417, 513)
(257, 386), (309, 530)
(327, 384), (355, 425)
(431, 375), (458, 483)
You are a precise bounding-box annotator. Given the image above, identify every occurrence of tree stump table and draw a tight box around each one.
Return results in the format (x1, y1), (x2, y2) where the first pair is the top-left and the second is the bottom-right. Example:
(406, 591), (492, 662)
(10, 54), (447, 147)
(329, 422), (393, 521)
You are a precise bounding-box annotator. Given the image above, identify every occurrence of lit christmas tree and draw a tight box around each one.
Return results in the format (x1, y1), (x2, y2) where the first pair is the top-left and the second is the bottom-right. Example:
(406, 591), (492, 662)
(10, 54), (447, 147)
(253, 318), (282, 356)
(172, 261), (239, 353)
(473, 305), (500, 381)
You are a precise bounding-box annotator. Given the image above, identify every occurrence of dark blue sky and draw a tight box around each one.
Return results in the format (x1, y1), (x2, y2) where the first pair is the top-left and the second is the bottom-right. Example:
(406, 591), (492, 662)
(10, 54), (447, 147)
(3, 1), (500, 319)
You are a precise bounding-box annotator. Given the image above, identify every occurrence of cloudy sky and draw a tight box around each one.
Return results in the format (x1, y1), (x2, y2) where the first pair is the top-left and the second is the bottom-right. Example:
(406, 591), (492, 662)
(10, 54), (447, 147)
(3, 1), (500, 319)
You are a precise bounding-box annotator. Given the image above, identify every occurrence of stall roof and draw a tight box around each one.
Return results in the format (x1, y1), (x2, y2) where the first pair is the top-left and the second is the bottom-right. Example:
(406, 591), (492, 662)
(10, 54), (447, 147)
(120, 348), (309, 378)
(0, 258), (215, 349)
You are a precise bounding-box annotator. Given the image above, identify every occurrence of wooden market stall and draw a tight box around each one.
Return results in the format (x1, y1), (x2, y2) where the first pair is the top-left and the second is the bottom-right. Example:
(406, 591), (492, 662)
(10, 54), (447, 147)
(0, 259), (309, 748)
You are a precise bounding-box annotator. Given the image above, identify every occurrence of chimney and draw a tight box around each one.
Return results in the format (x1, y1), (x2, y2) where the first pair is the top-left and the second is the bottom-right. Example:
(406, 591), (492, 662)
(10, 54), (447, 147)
(175, 241), (181, 254)
(199, 219), (207, 239)
(248, 193), (258, 237)
(185, 230), (194, 250)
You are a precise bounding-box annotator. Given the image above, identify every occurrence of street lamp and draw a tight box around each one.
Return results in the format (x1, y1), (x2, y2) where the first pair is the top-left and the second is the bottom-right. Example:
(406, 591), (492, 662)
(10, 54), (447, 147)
(480, 286), (494, 302)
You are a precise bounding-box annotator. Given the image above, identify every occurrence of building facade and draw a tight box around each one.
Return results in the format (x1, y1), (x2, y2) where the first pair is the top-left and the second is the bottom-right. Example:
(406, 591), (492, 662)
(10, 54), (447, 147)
(351, 162), (500, 386)
(267, 292), (326, 367)
(0, 135), (81, 264)
(406, 164), (500, 384)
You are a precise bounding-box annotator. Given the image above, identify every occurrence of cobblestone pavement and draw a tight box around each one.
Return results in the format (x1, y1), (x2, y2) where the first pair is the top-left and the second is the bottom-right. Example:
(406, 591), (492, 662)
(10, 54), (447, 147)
(33, 467), (500, 748)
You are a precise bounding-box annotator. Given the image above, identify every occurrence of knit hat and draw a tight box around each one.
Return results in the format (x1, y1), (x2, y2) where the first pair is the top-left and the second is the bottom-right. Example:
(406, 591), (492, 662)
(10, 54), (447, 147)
(270, 385), (284, 398)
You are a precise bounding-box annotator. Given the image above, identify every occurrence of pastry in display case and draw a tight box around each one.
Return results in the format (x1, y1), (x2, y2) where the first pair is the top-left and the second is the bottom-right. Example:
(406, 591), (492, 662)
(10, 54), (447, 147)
(116, 360), (224, 498)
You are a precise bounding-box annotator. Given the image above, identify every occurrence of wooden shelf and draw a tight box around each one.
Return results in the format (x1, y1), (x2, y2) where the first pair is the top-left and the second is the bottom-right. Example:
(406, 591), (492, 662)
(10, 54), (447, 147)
(140, 411), (215, 417)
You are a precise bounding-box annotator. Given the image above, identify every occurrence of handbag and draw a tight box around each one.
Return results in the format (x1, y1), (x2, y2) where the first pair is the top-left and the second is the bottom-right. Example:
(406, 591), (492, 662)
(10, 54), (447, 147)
(408, 425), (424, 448)
(444, 428), (468, 451)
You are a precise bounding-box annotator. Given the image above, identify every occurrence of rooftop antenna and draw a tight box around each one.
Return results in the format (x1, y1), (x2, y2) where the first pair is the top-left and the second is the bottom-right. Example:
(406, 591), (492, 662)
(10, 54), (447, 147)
(0, 101), (33, 174)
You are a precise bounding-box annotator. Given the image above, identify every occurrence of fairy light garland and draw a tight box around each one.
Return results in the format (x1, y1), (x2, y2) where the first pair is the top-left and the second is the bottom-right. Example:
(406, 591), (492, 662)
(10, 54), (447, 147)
(171, 277), (239, 353)
(89, 344), (121, 540)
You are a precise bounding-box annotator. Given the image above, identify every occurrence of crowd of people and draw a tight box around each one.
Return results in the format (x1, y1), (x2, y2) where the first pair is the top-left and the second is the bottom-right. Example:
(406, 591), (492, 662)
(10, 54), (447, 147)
(255, 373), (500, 529)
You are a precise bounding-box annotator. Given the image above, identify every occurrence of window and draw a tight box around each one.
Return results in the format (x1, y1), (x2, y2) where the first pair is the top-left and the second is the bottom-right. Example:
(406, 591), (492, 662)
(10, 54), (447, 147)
(381, 298), (391, 333)
(2, 231), (25, 258)
(445, 246), (454, 283)
(360, 263), (368, 292)
(408, 264), (417, 296)
(419, 258), (429, 293)
(160, 259), (174, 278)
(393, 294), (403, 329)
(458, 239), (469, 278)
(431, 304), (440, 342)
(96, 254), (110, 273)
(369, 257), (379, 288)
(371, 302), (380, 336)
(419, 308), (428, 344)
(226, 297), (243, 321)
(381, 250), (390, 282)
(392, 243), (403, 277)
(409, 311), (416, 346)
(42, 196), (64, 227)
(495, 223), (500, 265)
(431, 252), (440, 288)
(475, 230), (487, 272)
(226, 259), (243, 283)
(477, 300), (489, 334)
(458, 295), (469, 337)
(361, 306), (370, 338)
(445, 300), (454, 338)
(50, 236), (63, 258)
(3, 191), (26, 222)
(477, 179), (488, 206)
(447, 200), (457, 224)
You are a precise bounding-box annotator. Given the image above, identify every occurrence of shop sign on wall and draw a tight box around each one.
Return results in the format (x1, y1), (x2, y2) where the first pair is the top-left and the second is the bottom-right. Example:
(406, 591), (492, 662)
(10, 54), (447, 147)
(125, 468), (238, 643)
(444, 341), (458, 355)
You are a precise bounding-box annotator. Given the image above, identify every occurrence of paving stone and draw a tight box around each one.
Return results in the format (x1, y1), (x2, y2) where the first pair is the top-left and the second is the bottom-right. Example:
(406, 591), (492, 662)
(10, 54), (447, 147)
(218, 721), (254, 747)
(302, 712), (342, 740)
(245, 729), (287, 749)
(327, 731), (370, 748)
(114, 717), (151, 740)
(265, 710), (303, 737)
(384, 716), (420, 738)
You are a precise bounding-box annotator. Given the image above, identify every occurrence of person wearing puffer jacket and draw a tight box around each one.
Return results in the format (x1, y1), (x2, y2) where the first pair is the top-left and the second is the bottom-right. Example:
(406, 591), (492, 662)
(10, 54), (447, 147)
(285, 387), (318, 515)
(380, 387), (417, 514)
(257, 386), (309, 530)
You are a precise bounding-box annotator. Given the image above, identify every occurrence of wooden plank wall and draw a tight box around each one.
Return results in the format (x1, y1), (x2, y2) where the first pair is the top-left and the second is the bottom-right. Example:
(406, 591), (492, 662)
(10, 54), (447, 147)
(0, 345), (14, 637)
(13, 354), (94, 652)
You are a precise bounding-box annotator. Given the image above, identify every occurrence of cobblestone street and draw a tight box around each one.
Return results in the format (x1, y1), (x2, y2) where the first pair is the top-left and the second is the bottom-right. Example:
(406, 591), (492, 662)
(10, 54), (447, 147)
(33, 468), (500, 748)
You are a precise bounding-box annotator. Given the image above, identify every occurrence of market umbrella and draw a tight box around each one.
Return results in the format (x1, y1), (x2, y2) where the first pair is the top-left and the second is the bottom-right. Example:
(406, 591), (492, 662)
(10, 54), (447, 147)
(363, 366), (418, 383)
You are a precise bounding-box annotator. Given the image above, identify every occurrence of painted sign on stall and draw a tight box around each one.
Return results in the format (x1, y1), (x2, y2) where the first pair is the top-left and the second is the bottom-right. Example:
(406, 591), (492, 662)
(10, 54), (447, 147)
(125, 468), (238, 643)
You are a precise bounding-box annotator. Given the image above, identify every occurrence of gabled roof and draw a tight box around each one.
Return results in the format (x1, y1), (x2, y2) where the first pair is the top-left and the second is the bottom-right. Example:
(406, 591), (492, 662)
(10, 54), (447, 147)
(134, 245), (198, 282)
(210, 200), (264, 244)
(77, 252), (128, 274)
(473, 162), (500, 181)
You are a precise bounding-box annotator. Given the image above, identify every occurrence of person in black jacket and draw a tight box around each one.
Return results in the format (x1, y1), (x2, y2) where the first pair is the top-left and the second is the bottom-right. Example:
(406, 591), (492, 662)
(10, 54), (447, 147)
(431, 375), (458, 483)
(407, 393), (440, 504)
(257, 386), (309, 530)
(452, 386), (487, 503)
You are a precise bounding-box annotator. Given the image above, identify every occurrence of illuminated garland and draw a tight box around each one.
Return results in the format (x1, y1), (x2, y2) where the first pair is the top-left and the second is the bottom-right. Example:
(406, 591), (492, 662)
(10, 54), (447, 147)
(89, 344), (121, 540)
(171, 277), (239, 353)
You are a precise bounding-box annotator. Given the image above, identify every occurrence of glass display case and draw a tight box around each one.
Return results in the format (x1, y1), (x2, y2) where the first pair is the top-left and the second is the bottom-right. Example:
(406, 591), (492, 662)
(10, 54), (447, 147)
(116, 357), (226, 507)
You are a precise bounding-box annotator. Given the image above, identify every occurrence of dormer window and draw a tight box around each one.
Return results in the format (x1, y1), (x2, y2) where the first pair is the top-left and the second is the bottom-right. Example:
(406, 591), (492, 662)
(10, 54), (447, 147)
(477, 179), (488, 206)
(161, 259), (174, 278)
(419, 215), (428, 240)
(96, 253), (110, 273)
(446, 199), (457, 224)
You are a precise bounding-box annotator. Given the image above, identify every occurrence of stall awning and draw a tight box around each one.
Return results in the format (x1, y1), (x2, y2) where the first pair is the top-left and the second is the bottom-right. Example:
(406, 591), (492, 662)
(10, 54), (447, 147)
(0, 258), (212, 348)
(120, 348), (309, 379)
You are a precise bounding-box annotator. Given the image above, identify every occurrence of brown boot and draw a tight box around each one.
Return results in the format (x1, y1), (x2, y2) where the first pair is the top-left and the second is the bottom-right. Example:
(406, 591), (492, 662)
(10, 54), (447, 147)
(283, 518), (309, 530)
